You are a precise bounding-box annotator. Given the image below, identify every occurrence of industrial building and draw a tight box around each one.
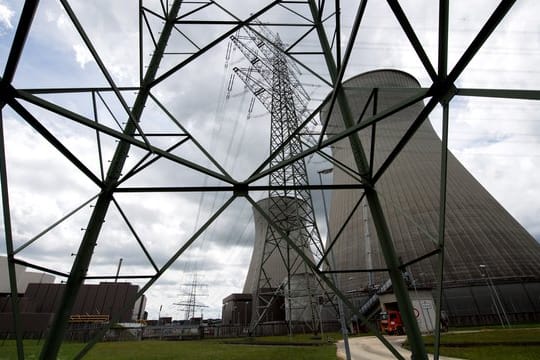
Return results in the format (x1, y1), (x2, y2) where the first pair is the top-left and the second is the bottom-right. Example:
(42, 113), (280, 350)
(0, 256), (146, 337)
(325, 70), (540, 326)
(0, 256), (55, 294)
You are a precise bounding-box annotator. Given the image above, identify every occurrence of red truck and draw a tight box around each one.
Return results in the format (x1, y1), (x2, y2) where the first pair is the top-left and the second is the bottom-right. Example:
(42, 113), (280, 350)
(379, 310), (404, 335)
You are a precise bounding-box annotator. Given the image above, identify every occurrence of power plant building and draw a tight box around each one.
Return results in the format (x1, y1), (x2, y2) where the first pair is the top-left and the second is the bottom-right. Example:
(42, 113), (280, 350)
(1, 256), (146, 337)
(325, 70), (540, 325)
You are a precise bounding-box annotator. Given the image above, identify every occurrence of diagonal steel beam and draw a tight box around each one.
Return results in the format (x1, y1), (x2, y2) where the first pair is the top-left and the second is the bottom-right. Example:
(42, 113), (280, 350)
(387, 0), (437, 81)
(316, 192), (365, 268)
(318, 0), (368, 148)
(434, 2), (449, 358)
(1, 0), (39, 85)
(307, 0), (428, 358)
(247, 194), (406, 360)
(112, 197), (159, 272)
(39, 2), (185, 358)
(72, 194), (236, 359)
(14, 89), (234, 184)
(150, 1), (281, 87)
(0, 110), (25, 360)
(59, 0), (152, 150)
(148, 92), (233, 180)
(11, 258), (70, 278)
(372, 95), (439, 184)
(117, 138), (188, 186)
(7, 96), (103, 187)
(373, 0), (517, 184)
(14, 194), (100, 255)
(446, 0), (516, 85)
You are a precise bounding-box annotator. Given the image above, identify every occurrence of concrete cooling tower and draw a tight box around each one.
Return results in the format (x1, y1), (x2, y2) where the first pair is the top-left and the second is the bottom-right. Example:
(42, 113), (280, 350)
(241, 196), (322, 330)
(326, 70), (540, 325)
(243, 196), (316, 294)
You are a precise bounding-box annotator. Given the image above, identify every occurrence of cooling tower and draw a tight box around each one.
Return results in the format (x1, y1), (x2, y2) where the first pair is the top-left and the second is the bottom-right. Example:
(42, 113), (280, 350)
(243, 196), (315, 294)
(326, 70), (540, 324)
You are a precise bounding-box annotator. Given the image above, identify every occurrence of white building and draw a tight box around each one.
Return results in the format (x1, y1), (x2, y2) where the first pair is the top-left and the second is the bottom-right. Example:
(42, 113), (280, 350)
(0, 255), (55, 294)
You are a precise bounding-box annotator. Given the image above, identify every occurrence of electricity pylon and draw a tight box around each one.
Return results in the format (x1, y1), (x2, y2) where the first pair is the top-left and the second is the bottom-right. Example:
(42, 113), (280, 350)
(231, 25), (327, 335)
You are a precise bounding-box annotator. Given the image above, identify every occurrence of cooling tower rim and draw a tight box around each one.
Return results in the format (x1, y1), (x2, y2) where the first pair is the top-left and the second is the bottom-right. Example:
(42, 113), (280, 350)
(320, 69), (422, 111)
(342, 68), (421, 88)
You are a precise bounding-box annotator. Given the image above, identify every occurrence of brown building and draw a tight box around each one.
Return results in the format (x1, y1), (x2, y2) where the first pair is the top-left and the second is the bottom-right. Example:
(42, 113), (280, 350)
(0, 282), (146, 337)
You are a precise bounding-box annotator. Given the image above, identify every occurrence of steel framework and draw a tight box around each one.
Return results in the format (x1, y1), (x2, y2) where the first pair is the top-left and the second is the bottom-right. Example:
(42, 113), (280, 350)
(231, 23), (326, 334)
(174, 274), (208, 320)
(0, 1), (537, 360)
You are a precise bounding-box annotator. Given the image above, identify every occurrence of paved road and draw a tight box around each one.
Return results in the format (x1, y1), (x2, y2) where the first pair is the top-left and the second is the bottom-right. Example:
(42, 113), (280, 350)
(336, 335), (463, 360)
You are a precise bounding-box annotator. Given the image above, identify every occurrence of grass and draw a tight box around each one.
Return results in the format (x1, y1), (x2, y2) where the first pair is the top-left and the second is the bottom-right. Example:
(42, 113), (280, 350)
(420, 327), (540, 360)
(4, 327), (540, 359)
(425, 345), (540, 360)
(0, 336), (340, 360)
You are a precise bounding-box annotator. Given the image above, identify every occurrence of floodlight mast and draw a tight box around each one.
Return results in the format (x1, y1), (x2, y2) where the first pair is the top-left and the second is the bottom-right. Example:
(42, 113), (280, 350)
(231, 25), (326, 335)
(38, 2), (184, 359)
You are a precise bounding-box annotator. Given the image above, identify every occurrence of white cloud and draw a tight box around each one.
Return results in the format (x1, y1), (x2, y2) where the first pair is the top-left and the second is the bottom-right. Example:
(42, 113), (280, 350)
(0, 1), (14, 33)
(73, 43), (93, 68)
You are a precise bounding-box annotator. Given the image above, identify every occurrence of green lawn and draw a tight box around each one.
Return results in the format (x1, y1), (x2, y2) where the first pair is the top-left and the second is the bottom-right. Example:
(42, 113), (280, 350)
(427, 345), (540, 360)
(0, 337), (339, 360)
(422, 327), (540, 360)
(3, 327), (540, 359)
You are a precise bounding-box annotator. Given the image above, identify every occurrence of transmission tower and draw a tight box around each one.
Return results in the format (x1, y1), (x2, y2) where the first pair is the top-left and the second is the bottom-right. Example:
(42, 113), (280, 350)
(174, 274), (208, 320)
(230, 25), (327, 335)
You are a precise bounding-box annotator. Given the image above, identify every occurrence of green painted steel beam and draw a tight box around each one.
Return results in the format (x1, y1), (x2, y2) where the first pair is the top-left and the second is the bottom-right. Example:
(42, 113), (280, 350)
(456, 88), (540, 100)
(307, 1), (428, 359)
(318, 0), (367, 148)
(247, 195), (406, 360)
(151, 1), (281, 88)
(2, 0), (39, 85)
(0, 2), (41, 357)
(434, 2), (450, 358)
(14, 89), (233, 184)
(59, 0), (152, 150)
(38, 1), (185, 359)
(14, 194), (99, 255)
(387, 0), (437, 81)
(1, 112), (25, 360)
(72, 195), (235, 359)
(434, 103), (449, 360)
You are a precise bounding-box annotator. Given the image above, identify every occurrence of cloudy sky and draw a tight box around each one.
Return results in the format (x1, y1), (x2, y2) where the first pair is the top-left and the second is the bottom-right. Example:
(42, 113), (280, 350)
(1, 0), (539, 320)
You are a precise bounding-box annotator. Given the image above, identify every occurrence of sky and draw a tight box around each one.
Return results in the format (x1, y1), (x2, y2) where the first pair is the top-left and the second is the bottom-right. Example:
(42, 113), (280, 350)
(0, 0), (539, 321)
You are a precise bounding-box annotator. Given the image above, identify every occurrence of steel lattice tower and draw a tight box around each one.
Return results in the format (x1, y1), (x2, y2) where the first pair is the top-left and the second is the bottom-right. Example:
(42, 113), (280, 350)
(231, 27), (325, 333)
(174, 274), (208, 320)
(3, 2), (537, 359)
